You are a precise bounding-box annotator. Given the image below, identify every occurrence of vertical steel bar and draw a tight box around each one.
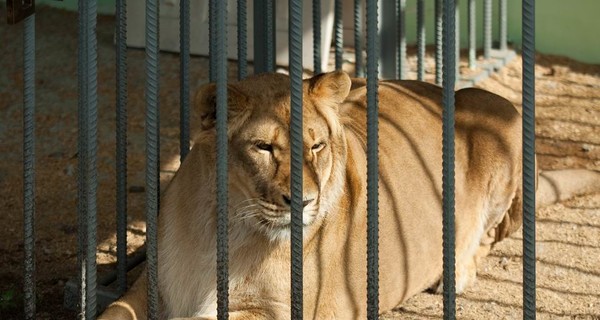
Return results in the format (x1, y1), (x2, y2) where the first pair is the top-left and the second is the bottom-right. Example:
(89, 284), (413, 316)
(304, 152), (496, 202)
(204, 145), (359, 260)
(23, 13), (36, 320)
(442, 0), (456, 318)
(145, 0), (160, 315)
(180, 0), (190, 160)
(115, 0), (129, 294)
(499, 0), (507, 51)
(77, 0), (99, 317)
(289, 0), (304, 317)
(483, 0), (491, 59)
(266, 0), (275, 72)
(379, 0), (396, 79)
(366, 0), (379, 318)
(313, 0), (322, 74)
(334, 0), (343, 70)
(254, 0), (276, 73)
(209, 0), (216, 81)
(468, 0), (476, 69)
(214, 0), (230, 318)
(237, 0), (248, 79)
(354, 0), (364, 77)
(396, 0), (406, 79)
(435, 0), (443, 84)
(455, 0), (460, 81)
(416, 0), (425, 81)
(522, 0), (536, 318)
(77, 0), (89, 315)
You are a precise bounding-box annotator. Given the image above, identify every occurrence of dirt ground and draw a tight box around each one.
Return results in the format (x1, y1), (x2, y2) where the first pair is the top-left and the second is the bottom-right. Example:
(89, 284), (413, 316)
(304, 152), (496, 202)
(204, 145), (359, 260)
(1, 7), (599, 320)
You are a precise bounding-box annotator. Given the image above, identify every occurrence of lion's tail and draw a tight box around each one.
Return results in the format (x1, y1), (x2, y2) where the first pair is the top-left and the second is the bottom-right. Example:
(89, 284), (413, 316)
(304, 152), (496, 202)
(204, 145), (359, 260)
(537, 169), (600, 207)
(493, 169), (600, 243)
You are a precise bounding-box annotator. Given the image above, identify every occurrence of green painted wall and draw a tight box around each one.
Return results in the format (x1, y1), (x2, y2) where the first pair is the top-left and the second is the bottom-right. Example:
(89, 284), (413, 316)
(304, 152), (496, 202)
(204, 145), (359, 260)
(499, 0), (600, 64)
(401, 0), (600, 64)
(39, 0), (600, 64)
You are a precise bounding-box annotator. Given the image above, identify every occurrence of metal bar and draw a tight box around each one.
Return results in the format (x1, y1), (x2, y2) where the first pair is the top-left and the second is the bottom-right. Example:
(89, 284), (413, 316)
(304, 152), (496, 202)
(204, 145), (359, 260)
(455, 0), (460, 80)
(313, 0), (321, 74)
(180, 0), (190, 160)
(435, 0), (443, 84)
(468, 0), (476, 69)
(416, 0), (425, 81)
(22, 13), (36, 320)
(289, 1), (304, 318)
(254, 0), (276, 73)
(145, 0), (160, 315)
(334, 0), (343, 70)
(366, 0), (379, 318)
(237, 0), (248, 79)
(483, 0), (491, 59)
(209, 0), (216, 81)
(378, 0), (395, 79)
(499, 0), (507, 51)
(99, 248), (147, 287)
(214, 0), (229, 318)
(76, 0), (89, 315)
(78, 0), (99, 317)
(396, 0), (406, 79)
(354, 0), (364, 77)
(115, 0), (128, 294)
(442, 0), (456, 318)
(522, 0), (536, 318)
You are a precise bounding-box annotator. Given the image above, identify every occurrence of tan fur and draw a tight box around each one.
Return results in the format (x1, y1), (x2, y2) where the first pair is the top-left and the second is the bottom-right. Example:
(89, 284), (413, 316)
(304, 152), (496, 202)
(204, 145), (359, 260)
(99, 71), (599, 319)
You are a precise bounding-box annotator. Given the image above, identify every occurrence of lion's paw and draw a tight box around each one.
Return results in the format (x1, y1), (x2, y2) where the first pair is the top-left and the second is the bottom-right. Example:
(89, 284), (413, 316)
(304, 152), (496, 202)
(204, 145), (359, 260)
(432, 258), (478, 294)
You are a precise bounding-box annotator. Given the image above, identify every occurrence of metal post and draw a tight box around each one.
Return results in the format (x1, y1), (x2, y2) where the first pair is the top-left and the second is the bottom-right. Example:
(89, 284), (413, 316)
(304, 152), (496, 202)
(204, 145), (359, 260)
(289, 1), (304, 318)
(468, 0), (476, 69)
(396, 0), (406, 79)
(522, 0), (536, 318)
(238, 0), (248, 79)
(442, 0), (456, 318)
(354, 0), (364, 77)
(499, 0), (507, 51)
(180, 0), (190, 160)
(378, 0), (396, 79)
(483, 0), (491, 59)
(23, 13), (36, 320)
(366, 0), (379, 318)
(145, 0), (160, 316)
(313, 0), (322, 74)
(209, 0), (216, 81)
(416, 0), (425, 81)
(115, 0), (128, 294)
(77, 0), (99, 317)
(214, 0), (230, 318)
(435, 0), (443, 84)
(334, 0), (343, 70)
(455, 0), (460, 80)
(254, 0), (276, 73)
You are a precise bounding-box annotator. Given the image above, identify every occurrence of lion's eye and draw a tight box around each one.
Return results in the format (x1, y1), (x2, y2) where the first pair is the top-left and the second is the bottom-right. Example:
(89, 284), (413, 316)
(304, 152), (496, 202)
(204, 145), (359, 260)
(255, 142), (273, 152)
(311, 142), (326, 152)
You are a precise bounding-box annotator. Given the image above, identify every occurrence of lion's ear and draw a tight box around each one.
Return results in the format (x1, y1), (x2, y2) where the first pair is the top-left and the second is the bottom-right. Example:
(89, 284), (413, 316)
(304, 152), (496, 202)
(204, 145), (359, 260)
(308, 71), (352, 106)
(194, 83), (248, 131)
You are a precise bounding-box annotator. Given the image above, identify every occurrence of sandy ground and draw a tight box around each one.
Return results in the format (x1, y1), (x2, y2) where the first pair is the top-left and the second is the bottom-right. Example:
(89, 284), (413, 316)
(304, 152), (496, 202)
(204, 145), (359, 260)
(1, 7), (599, 320)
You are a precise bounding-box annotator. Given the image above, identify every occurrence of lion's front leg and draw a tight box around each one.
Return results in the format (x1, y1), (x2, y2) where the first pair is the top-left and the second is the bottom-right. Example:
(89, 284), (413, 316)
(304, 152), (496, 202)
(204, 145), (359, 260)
(98, 270), (148, 320)
(172, 309), (278, 320)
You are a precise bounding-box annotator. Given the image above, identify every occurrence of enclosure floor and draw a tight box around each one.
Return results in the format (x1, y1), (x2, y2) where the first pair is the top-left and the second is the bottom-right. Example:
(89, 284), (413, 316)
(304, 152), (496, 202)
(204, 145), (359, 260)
(1, 6), (599, 320)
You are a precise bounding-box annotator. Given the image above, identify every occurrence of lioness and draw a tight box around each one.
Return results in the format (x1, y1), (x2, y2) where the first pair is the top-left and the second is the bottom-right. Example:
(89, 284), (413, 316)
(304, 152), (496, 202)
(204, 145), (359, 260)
(100, 71), (600, 319)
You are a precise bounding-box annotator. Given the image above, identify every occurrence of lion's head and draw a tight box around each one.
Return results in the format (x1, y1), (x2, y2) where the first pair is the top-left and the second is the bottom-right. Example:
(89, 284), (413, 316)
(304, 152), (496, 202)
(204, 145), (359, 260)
(194, 71), (352, 242)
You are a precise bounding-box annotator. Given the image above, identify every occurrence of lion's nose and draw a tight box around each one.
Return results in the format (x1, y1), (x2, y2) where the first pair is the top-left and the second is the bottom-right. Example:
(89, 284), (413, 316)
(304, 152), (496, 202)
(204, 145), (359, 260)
(282, 195), (313, 208)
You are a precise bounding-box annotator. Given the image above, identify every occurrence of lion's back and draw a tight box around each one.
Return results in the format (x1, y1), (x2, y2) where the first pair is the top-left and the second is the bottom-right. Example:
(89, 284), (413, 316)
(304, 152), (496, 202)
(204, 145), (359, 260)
(339, 80), (523, 308)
